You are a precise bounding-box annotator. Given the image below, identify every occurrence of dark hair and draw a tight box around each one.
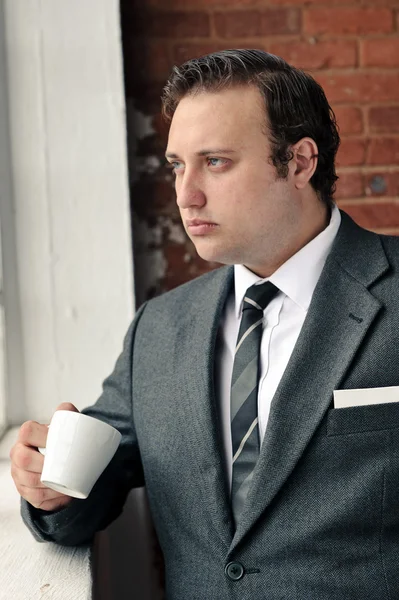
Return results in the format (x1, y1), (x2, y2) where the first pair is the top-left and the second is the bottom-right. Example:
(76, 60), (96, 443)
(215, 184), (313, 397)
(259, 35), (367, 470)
(161, 49), (340, 207)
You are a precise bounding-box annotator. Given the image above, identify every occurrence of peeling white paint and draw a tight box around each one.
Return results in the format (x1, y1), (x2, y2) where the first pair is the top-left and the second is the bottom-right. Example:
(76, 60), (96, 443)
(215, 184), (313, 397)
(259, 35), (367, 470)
(126, 99), (157, 185)
(135, 215), (186, 247)
(136, 155), (161, 175)
(138, 248), (167, 300)
(164, 217), (186, 244)
(127, 99), (155, 140)
(134, 216), (163, 246)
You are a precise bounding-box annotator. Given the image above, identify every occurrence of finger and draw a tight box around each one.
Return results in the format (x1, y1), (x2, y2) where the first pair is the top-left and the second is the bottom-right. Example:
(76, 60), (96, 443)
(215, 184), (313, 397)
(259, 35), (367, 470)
(10, 443), (44, 474)
(35, 496), (73, 512)
(16, 422), (48, 451)
(18, 483), (70, 509)
(31, 494), (73, 512)
(11, 465), (47, 489)
(55, 402), (80, 413)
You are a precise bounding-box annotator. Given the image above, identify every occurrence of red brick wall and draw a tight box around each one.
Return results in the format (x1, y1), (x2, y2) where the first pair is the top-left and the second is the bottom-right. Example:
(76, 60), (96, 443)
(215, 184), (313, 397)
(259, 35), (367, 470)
(120, 0), (399, 304)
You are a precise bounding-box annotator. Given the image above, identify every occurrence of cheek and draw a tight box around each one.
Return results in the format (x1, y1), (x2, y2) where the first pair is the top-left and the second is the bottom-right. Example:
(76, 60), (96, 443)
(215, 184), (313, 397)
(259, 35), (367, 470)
(211, 171), (260, 210)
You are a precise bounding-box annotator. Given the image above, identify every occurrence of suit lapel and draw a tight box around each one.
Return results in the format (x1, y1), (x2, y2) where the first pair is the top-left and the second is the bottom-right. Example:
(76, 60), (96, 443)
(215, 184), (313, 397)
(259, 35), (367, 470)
(230, 212), (390, 550)
(178, 266), (235, 549)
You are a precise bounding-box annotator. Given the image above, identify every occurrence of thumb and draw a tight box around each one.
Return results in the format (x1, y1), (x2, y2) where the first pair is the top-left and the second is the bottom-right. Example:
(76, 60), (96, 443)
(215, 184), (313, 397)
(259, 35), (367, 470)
(43, 402), (80, 436)
(54, 402), (80, 413)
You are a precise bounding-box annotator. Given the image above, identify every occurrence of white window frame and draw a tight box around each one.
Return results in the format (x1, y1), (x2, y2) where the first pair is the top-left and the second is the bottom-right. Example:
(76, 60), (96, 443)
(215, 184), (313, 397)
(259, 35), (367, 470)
(0, 232), (6, 439)
(0, 0), (134, 435)
(0, 4), (12, 439)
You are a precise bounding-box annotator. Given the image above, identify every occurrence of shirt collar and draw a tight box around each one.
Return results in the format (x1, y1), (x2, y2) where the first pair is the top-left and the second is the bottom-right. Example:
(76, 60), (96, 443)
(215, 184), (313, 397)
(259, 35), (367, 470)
(234, 205), (341, 318)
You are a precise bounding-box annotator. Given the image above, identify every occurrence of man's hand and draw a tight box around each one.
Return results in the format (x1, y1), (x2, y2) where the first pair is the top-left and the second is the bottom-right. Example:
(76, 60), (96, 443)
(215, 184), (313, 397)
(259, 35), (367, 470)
(10, 402), (80, 512)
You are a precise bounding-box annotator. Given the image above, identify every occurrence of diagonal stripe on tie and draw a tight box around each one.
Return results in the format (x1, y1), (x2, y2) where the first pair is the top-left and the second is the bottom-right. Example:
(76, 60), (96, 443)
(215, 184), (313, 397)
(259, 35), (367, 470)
(231, 356), (258, 420)
(232, 427), (259, 483)
(231, 425), (259, 518)
(231, 322), (261, 388)
(243, 296), (263, 310)
(235, 317), (264, 354)
(231, 465), (256, 521)
(232, 417), (258, 463)
(231, 387), (258, 455)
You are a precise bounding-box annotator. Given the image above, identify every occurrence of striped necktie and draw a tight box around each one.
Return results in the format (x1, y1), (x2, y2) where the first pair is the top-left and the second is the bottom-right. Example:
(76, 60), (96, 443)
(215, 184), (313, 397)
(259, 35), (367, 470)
(230, 281), (278, 524)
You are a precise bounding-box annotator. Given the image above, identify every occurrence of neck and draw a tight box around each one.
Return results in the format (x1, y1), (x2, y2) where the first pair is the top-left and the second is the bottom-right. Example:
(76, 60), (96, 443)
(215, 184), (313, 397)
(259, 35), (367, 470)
(246, 201), (331, 278)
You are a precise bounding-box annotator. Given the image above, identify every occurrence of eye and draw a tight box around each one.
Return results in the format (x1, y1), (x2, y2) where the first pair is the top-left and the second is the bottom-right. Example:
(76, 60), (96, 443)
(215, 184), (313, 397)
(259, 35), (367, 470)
(165, 161), (184, 175)
(207, 157), (229, 168)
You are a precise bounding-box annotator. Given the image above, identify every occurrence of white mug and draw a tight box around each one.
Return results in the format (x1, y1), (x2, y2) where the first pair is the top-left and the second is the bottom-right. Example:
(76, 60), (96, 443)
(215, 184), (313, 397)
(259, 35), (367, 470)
(38, 410), (122, 499)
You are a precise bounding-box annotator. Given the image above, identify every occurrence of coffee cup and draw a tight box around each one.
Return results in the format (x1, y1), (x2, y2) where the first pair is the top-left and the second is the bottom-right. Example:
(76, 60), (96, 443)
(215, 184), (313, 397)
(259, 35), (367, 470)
(38, 410), (122, 499)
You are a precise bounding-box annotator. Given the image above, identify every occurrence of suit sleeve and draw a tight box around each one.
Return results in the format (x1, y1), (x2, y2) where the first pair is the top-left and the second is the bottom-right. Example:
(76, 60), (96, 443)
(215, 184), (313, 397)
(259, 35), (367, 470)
(20, 303), (147, 546)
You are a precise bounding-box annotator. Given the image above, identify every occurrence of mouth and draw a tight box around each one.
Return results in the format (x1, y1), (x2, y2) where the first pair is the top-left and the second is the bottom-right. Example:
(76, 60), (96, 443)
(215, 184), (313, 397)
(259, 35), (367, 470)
(185, 219), (218, 236)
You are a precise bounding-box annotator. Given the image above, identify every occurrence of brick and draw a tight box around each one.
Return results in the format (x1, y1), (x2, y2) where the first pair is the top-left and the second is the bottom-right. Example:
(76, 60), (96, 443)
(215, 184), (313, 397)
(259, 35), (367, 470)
(124, 11), (210, 38)
(172, 43), (249, 65)
(174, 40), (356, 69)
(368, 138), (399, 165)
(132, 179), (177, 218)
(136, 134), (166, 158)
(369, 106), (399, 133)
(334, 106), (363, 136)
(337, 139), (368, 167)
(125, 82), (165, 112)
(385, 173), (399, 196)
(214, 9), (301, 38)
(122, 39), (173, 84)
(282, 0), (399, 4)
(125, 0), (399, 7)
(362, 38), (399, 67)
(364, 172), (399, 196)
(304, 8), (393, 35)
(342, 202), (399, 229)
(163, 243), (218, 292)
(366, 0), (399, 5)
(152, 113), (171, 143)
(268, 40), (357, 70)
(316, 73), (399, 103)
(127, 0), (286, 6)
(335, 172), (364, 199)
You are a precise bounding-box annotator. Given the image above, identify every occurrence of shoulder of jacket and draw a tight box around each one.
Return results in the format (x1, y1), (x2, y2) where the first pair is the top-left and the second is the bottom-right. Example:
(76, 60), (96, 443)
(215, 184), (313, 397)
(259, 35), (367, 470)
(144, 265), (231, 309)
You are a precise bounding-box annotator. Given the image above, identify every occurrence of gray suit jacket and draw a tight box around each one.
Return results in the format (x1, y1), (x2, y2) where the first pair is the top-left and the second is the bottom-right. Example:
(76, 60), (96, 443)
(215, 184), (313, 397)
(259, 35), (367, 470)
(22, 211), (399, 599)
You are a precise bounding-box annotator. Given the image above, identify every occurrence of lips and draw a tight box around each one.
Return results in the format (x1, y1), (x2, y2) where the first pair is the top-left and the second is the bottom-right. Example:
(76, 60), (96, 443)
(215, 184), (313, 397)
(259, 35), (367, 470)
(186, 219), (216, 227)
(185, 219), (218, 235)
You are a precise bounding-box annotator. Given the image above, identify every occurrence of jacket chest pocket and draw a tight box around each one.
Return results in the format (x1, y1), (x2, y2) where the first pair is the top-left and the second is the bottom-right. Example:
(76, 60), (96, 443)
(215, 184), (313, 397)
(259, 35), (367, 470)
(327, 401), (399, 436)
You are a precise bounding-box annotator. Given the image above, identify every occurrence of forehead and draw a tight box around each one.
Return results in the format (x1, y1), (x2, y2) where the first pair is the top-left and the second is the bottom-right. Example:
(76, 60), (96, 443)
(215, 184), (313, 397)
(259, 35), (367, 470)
(167, 85), (267, 153)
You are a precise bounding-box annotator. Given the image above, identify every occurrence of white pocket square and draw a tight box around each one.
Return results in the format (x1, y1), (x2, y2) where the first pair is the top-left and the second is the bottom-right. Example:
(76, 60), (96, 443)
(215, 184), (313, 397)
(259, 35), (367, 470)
(333, 386), (399, 409)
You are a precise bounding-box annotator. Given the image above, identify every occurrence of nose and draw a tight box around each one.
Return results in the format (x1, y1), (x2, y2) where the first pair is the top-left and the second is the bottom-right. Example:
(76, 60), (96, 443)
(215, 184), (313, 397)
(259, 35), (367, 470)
(176, 171), (206, 210)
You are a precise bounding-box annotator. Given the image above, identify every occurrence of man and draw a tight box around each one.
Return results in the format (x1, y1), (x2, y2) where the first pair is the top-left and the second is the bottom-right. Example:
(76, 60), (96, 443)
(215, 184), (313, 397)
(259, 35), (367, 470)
(10, 50), (399, 599)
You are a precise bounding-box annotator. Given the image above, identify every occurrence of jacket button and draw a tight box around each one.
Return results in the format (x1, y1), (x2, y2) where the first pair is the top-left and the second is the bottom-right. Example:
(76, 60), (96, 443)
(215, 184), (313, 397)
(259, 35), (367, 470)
(225, 561), (245, 581)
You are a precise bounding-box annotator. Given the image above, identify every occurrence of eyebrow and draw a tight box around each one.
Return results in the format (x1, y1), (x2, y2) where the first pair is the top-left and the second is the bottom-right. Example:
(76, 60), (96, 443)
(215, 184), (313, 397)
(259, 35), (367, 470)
(165, 149), (238, 159)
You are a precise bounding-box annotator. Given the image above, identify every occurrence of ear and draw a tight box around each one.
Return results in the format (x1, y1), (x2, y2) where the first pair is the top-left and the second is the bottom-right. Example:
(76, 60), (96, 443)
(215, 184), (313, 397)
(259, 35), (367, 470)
(291, 138), (318, 190)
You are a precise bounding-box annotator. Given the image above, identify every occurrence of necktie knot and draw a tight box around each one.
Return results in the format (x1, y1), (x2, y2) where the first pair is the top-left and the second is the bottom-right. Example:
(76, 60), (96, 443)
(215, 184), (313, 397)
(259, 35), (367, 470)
(243, 281), (278, 313)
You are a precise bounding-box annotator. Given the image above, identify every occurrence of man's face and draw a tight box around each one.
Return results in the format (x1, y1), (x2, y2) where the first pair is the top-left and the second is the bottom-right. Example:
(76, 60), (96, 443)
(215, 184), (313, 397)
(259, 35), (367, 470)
(165, 85), (302, 277)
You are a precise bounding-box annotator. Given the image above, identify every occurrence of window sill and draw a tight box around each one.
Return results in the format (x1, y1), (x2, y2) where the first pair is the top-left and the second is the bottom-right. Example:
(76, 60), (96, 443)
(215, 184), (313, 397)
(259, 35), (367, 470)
(0, 426), (93, 599)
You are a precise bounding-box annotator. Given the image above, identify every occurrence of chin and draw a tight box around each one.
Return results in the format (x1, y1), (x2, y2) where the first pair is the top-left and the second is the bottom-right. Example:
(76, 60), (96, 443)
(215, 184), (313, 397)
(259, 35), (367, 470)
(193, 243), (236, 266)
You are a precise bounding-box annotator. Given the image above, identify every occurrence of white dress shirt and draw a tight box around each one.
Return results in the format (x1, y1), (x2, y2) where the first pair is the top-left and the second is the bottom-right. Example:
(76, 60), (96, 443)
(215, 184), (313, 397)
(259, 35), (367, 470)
(215, 205), (342, 489)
